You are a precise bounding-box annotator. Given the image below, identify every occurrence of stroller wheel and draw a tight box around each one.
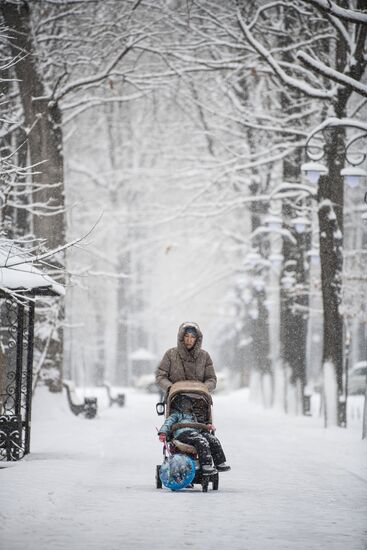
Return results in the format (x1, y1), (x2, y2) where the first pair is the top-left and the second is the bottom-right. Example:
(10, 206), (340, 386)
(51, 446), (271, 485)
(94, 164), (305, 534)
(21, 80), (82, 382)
(212, 473), (219, 491)
(202, 477), (209, 492)
(156, 465), (162, 489)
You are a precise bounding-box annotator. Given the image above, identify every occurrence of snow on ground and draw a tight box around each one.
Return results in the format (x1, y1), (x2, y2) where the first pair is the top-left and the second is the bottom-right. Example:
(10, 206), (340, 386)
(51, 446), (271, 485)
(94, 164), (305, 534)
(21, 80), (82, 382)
(1, 386), (367, 550)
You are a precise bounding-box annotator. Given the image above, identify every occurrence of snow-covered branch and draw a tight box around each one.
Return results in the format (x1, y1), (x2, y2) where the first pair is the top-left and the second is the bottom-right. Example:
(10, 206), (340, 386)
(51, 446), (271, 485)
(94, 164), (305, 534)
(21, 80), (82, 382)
(54, 42), (135, 101)
(236, 8), (336, 100)
(2, 215), (103, 269)
(306, 117), (367, 142)
(306, 0), (367, 25)
(297, 51), (367, 98)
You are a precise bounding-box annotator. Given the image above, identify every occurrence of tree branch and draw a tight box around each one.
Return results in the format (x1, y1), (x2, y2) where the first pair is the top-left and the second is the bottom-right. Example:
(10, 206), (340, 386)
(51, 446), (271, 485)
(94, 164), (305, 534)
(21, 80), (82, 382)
(236, 8), (336, 100)
(306, 0), (367, 25)
(297, 51), (367, 98)
(54, 41), (134, 101)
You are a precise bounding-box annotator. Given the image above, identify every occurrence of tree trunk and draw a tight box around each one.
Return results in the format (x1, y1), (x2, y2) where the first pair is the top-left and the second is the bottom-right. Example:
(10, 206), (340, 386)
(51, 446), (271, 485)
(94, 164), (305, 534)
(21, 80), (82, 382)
(0, 342), (5, 414)
(2, 2), (65, 249)
(279, 152), (310, 415)
(248, 178), (272, 406)
(362, 380), (367, 440)
(2, 0), (65, 391)
(14, 127), (30, 237)
(317, 127), (345, 426)
(317, 18), (347, 425)
(277, 4), (310, 415)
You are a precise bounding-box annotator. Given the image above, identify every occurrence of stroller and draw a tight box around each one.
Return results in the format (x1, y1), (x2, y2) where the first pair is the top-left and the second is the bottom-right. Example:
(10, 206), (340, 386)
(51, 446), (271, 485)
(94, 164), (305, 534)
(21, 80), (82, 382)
(155, 380), (219, 492)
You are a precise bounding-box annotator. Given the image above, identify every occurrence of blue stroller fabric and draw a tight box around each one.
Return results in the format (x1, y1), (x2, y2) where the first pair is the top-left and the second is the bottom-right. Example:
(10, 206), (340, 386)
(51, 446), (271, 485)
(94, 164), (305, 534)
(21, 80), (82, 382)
(159, 454), (196, 490)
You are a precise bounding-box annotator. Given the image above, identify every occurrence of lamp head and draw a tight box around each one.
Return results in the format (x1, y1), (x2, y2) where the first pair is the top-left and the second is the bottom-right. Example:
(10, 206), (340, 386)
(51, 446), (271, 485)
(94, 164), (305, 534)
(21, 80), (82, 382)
(269, 253), (284, 269)
(264, 214), (282, 231)
(292, 216), (311, 234)
(301, 162), (328, 184)
(340, 166), (367, 188)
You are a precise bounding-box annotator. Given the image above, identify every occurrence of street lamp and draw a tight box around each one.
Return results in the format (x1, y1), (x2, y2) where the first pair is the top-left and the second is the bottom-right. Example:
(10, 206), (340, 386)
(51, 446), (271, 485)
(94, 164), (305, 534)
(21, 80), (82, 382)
(264, 213), (283, 231)
(252, 276), (265, 292)
(281, 273), (296, 290)
(301, 117), (367, 427)
(244, 249), (262, 268)
(340, 166), (367, 188)
(302, 117), (367, 188)
(306, 247), (320, 267)
(292, 216), (311, 234)
(269, 252), (284, 269)
(301, 161), (328, 184)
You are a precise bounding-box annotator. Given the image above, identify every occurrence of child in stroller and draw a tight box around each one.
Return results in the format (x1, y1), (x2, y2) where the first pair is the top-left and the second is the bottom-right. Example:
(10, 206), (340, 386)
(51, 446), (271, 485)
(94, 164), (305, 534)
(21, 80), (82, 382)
(156, 381), (230, 490)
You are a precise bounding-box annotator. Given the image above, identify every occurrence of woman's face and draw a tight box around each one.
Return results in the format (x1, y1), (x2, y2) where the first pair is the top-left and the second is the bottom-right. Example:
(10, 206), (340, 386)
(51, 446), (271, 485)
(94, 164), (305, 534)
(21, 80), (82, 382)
(183, 333), (196, 350)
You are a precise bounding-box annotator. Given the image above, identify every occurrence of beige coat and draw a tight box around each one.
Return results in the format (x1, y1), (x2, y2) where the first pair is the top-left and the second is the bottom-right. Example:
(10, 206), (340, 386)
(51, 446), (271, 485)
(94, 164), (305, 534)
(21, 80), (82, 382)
(155, 322), (217, 393)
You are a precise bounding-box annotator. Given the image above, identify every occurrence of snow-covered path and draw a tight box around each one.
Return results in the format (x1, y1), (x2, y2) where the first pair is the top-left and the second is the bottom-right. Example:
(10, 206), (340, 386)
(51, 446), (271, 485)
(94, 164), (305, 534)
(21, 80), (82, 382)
(1, 387), (367, 550)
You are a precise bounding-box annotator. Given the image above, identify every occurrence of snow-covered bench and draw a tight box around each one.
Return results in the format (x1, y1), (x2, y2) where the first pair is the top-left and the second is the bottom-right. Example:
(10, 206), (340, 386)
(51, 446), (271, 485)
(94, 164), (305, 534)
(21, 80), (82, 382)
(102, 381), (125, 407)
(63, 380), (98, 419)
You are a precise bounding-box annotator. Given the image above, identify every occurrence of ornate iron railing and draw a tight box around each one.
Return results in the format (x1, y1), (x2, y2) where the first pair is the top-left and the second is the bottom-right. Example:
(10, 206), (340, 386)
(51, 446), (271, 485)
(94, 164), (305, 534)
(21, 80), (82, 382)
(0, 294), (35, 460)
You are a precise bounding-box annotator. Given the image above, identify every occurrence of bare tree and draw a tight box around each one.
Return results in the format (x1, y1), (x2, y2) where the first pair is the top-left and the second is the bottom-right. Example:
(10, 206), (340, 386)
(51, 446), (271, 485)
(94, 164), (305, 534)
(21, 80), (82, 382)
(235, 0), (367, 425)
(0, 0), (170, 390)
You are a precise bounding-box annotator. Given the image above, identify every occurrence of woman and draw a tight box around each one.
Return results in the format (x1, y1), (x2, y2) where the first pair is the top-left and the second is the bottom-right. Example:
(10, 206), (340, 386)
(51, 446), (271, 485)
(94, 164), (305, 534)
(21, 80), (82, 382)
(155, 322), (217, 394)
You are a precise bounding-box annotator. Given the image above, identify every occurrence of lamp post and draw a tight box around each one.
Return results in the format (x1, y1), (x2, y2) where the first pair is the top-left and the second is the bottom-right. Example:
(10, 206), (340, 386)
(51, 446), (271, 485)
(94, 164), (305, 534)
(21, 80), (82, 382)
(301, 118), (367, 427)
(301, 118), (367, 188)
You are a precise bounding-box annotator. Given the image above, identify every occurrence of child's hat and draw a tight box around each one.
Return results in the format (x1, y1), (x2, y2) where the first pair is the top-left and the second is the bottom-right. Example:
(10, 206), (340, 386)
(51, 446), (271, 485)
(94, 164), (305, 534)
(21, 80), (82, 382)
(183, 326), (197, 336)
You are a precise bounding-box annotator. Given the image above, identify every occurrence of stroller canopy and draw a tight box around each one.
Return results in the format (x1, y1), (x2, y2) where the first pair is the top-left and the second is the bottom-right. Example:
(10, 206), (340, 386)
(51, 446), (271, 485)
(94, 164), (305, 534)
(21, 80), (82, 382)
(167, 381), (213, 418)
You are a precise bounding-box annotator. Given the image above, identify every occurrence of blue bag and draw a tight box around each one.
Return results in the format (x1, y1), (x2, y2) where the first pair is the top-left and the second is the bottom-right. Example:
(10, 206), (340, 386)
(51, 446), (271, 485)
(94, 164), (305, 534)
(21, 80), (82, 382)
(159, 454), (196, 491)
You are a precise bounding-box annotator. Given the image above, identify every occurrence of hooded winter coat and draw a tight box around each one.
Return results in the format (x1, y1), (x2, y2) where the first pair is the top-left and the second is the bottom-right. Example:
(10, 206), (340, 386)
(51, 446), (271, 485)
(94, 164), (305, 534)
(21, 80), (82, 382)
(155, 322), (217, 393)
(158, 406), (200, 439)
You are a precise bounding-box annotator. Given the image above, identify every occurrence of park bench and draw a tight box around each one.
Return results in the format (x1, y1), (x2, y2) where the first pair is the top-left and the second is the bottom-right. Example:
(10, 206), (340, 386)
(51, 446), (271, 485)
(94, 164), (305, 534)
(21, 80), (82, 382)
(103, 381), (125, 407)
(303, 393), (312, 416)
(63, 380), (98, 419)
